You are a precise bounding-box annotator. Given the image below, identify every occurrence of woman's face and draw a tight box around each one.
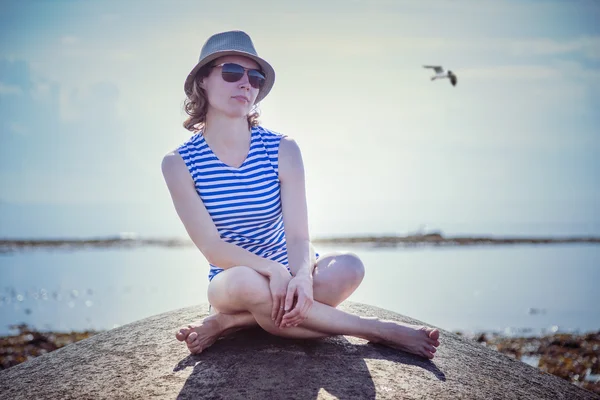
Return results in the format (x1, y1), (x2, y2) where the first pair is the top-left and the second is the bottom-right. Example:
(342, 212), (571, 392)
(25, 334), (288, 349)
(202, 55), (263, 119)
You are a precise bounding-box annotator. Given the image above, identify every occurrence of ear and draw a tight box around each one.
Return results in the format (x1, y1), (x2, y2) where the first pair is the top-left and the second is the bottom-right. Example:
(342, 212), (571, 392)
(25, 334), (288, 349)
(194, 73), (207, 89)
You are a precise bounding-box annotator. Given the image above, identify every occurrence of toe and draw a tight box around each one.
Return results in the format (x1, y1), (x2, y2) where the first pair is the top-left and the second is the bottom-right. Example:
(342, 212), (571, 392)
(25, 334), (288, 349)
(189, 344), (203, 354)
(423, 347), (435, 359)
(429, 329), (440, 341)
(186, 331), (198, 344)
(176, 327), (190, 341)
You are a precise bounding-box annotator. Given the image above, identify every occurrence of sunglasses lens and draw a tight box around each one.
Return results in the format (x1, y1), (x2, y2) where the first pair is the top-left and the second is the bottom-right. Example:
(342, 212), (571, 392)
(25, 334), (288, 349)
(219, 63), (265, 89)
(221, 63), (244, 83)
(248, 70), (266, 89)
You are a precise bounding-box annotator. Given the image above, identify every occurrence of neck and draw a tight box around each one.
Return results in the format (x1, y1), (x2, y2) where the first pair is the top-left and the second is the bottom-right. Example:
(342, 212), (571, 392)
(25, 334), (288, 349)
(203, 111), (250, 145)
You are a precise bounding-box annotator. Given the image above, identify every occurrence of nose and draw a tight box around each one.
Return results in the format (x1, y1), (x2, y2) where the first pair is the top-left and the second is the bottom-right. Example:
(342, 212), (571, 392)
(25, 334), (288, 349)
(238, 71), (251, 90)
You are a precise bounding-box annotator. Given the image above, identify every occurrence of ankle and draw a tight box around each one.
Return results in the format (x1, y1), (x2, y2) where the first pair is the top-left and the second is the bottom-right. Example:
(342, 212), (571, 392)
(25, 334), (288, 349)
(372, 318), (390, 341)
(359, 316), (383, 341)
(209, 312), (229, 331)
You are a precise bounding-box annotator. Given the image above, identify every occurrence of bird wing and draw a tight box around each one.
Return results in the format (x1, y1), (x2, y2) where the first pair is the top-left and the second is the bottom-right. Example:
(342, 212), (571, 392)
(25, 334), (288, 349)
(423, 65), (444, 74)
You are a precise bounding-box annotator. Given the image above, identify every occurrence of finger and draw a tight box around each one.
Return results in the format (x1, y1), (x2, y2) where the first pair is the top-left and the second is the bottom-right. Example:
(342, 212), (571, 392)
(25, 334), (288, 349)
(287, 301), (312, 327)
(284, 296), (304, 321)
(281, 309), (299, 326)
(273, 295), (280, 322)
(284, 286), (295, 312)
(303, 299), (313, 317)
(271, 293), (279, 320)
(282, 305), (307, 327)
(275, 296), (286, 327)
(291, 315), (308, 327)
(290, 305), (309, 325)
(284, 311), (306, 327)
(285, 317), (301, 327)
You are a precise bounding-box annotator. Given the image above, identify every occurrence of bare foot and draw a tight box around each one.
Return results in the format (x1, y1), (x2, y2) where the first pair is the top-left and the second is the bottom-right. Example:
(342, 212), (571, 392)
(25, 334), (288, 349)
(372, 321), (441, 359)
(176, 313), (240, 354)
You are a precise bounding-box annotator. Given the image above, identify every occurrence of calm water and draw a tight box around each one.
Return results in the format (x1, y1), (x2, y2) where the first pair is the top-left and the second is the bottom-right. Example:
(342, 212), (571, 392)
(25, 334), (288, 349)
(1, 243), (598, 336)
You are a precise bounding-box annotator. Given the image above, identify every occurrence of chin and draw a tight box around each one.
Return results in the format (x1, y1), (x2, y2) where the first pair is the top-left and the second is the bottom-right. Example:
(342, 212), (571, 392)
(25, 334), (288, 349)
(224, 103), (252, 118)
(225, 109), (250, 119)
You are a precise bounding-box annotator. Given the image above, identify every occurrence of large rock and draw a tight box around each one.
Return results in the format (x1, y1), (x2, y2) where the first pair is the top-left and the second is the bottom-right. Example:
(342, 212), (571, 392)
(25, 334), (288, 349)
(0, 302), (597, 399)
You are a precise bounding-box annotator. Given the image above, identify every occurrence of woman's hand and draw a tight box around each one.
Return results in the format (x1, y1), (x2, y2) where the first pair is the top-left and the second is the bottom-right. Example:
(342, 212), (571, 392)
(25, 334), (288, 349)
(268, 264), (293, 327)
(281, 274), (314, 328)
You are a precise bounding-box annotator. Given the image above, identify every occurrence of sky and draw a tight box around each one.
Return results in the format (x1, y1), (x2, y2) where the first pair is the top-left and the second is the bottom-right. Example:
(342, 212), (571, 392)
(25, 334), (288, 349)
(1, 0), (599, 238)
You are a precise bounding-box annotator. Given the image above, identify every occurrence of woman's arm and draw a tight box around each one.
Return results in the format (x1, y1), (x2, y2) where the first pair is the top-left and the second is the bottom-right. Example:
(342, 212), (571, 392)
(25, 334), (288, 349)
(278, 137), (315, 278)
(161, 151), (284, 278)
(278, 136), (317, 327)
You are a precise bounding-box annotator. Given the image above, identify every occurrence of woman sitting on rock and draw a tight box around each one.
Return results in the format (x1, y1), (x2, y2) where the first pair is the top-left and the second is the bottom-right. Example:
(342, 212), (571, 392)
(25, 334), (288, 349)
(161, 30), (440, 359)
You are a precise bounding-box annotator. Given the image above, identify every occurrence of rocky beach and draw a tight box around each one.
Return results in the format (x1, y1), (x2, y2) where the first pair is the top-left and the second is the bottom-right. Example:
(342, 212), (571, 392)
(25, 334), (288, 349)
(1, 324), (599, 395)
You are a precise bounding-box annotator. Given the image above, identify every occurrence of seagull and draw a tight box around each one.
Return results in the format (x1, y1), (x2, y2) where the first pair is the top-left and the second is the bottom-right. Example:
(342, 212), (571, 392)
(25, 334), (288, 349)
(423, 65), (457, 86)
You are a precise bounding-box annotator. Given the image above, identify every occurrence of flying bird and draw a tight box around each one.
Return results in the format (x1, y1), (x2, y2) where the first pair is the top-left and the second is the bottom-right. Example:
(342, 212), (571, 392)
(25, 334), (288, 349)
(423, 65), (457, 86)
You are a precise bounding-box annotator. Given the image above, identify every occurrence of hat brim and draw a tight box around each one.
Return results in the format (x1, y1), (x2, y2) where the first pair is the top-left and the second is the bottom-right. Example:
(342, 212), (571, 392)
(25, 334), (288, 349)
(183, 50), (275, 105)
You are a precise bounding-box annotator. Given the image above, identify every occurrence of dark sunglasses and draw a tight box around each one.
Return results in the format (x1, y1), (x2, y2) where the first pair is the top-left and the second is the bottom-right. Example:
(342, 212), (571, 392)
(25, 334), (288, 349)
(211, 63), (266, 89)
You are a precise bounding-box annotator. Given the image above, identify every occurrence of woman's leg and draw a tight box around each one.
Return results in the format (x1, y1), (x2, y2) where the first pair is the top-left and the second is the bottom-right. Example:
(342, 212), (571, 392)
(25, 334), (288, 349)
(208, 265), (439, 359)
(176, 252), (366, 352)
(180, 256), (440, 359)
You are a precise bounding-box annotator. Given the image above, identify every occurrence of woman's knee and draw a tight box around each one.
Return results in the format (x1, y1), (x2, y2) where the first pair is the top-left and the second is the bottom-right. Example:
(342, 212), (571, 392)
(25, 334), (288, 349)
(208, 266), (271, 308)
(337, 252), (365, 286)
(313, 251), (365, 305)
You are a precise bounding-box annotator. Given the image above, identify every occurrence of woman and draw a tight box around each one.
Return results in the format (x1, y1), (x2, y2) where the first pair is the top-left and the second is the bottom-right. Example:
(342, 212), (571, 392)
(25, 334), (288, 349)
(162, 30), (440, 359)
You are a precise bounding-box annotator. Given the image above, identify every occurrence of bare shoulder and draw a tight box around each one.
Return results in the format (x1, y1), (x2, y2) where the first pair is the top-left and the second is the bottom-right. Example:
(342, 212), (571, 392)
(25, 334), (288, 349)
(161, 151), (191, 186)
(278, 136), (304, 166)
(278, 136), (305, 179)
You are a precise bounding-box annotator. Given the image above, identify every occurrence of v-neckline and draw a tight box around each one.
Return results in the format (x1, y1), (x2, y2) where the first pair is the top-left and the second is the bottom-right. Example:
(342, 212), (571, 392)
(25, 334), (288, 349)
(201, 128), (255, 170)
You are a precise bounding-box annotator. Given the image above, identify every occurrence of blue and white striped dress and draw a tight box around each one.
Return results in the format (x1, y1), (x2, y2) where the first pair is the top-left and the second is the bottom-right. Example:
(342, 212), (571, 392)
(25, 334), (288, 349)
(177, 125), (292, 281)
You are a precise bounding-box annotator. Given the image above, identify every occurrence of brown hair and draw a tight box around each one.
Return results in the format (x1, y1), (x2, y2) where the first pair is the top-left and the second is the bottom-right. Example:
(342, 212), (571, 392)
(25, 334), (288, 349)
(182, 65), (261, 132)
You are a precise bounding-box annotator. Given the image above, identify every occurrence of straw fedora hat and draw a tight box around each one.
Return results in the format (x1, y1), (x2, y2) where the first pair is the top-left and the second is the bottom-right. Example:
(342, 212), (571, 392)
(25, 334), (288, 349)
(184, 30), (275, 104)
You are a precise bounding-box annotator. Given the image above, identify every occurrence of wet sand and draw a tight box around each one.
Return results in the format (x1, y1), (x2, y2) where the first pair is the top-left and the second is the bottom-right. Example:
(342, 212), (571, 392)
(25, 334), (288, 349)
(1, 324), (598, 394)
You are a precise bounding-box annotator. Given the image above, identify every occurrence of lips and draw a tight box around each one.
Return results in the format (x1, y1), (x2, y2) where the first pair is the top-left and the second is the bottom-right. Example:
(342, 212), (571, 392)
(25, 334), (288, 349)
(232, 95), (250, 103)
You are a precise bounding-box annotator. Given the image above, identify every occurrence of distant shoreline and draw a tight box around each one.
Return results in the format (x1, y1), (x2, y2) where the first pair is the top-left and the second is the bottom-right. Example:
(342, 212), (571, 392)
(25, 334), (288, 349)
(313, 232), (600, 247)
(1, 232), (599, 253)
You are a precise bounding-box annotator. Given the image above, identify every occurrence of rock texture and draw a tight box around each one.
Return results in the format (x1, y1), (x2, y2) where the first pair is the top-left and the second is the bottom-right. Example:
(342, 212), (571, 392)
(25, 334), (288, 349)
(0, 302), (597, 399)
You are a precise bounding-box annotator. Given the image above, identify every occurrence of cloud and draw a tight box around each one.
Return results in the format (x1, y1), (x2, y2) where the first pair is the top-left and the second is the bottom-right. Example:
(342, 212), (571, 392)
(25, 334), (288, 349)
(0, 82), (23, 95)
(0, 59), (31, 93)
(30, 82), (53, 102)
(261, 33), (600, 74)
(8, 122), (27, 135)
(509, 36), (600, 60)
(459, 65), (560, 79)
(100, 13), (121, 23)
(58, 81), (120, 122)
(0, 57), (147, 205)
(61, 36), (80, 45)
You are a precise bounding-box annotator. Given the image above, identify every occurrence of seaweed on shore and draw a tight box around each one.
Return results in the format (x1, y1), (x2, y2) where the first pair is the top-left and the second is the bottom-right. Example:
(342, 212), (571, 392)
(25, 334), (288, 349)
(0, 324), (98, 370)
(462, 331), (600, 394)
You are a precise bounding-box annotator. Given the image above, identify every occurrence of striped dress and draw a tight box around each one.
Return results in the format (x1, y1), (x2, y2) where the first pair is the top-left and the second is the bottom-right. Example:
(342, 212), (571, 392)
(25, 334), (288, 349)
(177, 125), (292, 281)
